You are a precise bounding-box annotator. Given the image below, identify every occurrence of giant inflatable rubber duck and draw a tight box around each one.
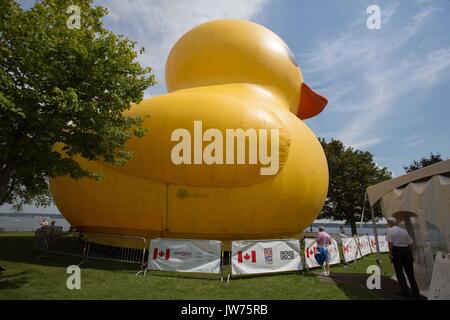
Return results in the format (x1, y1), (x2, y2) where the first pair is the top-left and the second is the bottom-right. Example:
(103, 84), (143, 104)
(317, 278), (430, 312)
(50, 20), (329, 245)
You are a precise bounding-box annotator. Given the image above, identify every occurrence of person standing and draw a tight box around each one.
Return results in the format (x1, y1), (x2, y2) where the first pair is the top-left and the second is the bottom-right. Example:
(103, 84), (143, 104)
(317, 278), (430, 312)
(339, 225), (347, 237)
(316, 226), (332, 276)
(386, 217), (420, 298)
(40, 218), (48, 227)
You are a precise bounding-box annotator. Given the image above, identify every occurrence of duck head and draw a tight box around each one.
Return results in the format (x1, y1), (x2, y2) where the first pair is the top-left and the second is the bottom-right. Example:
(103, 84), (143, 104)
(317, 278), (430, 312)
(166, 19), (327, 119)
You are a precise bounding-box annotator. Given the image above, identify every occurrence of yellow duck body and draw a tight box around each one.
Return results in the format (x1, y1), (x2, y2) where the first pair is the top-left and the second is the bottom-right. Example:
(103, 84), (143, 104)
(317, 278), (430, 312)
(49, 20), (329, 244)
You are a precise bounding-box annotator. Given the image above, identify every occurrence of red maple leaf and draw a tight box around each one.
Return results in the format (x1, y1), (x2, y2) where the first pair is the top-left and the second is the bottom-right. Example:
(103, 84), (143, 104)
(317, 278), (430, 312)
(244, 253), (251, 260)
(159, 250), (165, 257)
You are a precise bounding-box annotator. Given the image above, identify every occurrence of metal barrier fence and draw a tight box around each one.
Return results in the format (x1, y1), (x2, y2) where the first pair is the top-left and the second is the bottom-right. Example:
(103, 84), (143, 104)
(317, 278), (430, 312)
(34, 229), (88, 259)
(84, 233), (147, 273)
(33, 229), (147, 274)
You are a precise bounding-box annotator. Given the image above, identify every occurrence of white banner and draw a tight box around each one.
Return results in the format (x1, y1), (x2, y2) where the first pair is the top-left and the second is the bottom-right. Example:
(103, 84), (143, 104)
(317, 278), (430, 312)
(148, 238), (222, 274)
(231, 240), (302, 275)
(304, 238), (341, 268)
(369, 235), (389, 253)
(342, 237), (362, 262)
(428, 252), (450, 300)
(358, 236), (372, 256)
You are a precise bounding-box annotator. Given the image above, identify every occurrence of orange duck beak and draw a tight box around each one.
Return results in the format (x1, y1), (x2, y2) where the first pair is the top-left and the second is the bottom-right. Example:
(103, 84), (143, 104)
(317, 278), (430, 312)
(297, 83), (328, 120)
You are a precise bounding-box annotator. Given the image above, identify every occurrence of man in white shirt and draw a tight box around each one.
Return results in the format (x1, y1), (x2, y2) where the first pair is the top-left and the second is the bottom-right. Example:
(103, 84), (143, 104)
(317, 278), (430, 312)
(386, 217), (420, 298)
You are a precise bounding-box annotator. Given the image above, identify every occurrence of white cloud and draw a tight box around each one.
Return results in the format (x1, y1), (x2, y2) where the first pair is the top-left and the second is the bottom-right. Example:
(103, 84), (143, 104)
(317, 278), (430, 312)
(301, 2), (450, 150)
(402, 135), (425, 148)
(351, 137), (385, 150)
(96, 0), (270, 95)
(412, 48), (450, 85)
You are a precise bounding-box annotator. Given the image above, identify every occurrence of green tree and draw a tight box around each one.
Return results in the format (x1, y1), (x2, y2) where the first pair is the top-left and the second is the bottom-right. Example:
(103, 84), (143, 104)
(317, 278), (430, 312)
(318, 139), (391, 235)
(0, 0), (155, 210)
(403, 152), (443, 173)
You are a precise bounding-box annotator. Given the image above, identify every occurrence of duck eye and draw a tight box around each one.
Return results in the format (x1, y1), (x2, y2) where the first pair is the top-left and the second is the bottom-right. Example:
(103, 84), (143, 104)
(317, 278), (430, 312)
(285, 45), (299, 67)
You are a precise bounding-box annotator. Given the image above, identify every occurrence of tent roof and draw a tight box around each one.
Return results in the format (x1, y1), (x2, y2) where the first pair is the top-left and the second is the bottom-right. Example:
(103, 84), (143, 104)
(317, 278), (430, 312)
(367, 159), (450, 207)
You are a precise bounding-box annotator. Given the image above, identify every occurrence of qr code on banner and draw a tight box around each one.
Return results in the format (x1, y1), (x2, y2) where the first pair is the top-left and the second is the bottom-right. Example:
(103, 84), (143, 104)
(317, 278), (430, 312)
(280, 250), (294, 260)
(264, 248), (273, 264)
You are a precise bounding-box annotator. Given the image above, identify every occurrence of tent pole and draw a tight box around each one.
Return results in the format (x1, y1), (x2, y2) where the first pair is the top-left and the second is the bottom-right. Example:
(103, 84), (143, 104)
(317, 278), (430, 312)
(370, 202), (383, 274)
(359, 191), (368, 235)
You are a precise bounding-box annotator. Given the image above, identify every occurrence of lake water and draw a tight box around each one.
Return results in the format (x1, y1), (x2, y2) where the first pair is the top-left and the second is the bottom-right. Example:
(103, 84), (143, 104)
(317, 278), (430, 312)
(0, 214), (385, 235)
(305, 223), (388, 237)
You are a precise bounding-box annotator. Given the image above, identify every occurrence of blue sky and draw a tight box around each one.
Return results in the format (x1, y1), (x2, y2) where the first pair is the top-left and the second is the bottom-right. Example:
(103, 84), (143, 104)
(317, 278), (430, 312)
(5, 0), (450, 213)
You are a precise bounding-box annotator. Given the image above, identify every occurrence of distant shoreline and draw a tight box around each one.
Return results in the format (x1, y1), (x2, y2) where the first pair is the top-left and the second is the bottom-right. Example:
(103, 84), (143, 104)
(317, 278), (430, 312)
(0, 213), (388, 225)
(0, 212), (62, 217)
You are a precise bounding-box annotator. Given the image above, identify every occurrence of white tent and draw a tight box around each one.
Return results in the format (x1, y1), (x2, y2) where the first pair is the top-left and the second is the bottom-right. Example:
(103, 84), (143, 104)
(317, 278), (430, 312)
(367, 160), (450, 293)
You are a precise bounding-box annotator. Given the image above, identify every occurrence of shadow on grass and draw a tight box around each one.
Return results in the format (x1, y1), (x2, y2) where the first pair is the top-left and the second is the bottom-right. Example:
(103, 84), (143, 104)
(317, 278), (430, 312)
(330, 273), (425, 300)
(333, 281), (378, 300)
(327, 272), (385, 300)
(0, 271), (30, 289)
(0, 235), (141, 273)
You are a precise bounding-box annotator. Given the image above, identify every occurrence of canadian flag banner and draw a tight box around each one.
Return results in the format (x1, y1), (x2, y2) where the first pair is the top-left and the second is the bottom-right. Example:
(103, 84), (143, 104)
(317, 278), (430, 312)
(152, 248), (170, 260)
(148, 238), (222, 274)
(231, 240), (302, 275)
(357, 236), (372, 256)
(237, 250), (256, 263)
(305, 245), (317, 259)
(369, 235), (389, 253)
(304, 238), (341, 268)
(342, 237), (362, 262)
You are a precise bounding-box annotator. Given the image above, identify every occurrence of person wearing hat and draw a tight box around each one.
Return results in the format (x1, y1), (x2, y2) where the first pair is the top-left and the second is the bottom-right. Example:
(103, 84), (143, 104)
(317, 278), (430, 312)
(386, 217), (420, 298)
(316, 226), (332, 276)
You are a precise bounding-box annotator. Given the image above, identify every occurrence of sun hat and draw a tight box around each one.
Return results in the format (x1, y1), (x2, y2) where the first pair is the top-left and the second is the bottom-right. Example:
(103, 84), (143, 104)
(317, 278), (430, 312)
(387, 217), (397, 224)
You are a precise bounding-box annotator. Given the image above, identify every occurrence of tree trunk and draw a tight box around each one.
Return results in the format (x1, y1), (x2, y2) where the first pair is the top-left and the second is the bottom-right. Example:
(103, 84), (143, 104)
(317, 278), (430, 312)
(0, 163), (14, 205)
(350, 220), (358, 236)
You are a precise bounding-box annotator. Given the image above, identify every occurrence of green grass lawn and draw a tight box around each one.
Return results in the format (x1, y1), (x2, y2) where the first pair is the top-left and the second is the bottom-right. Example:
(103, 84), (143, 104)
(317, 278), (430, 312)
(0, 232), (393, 300)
